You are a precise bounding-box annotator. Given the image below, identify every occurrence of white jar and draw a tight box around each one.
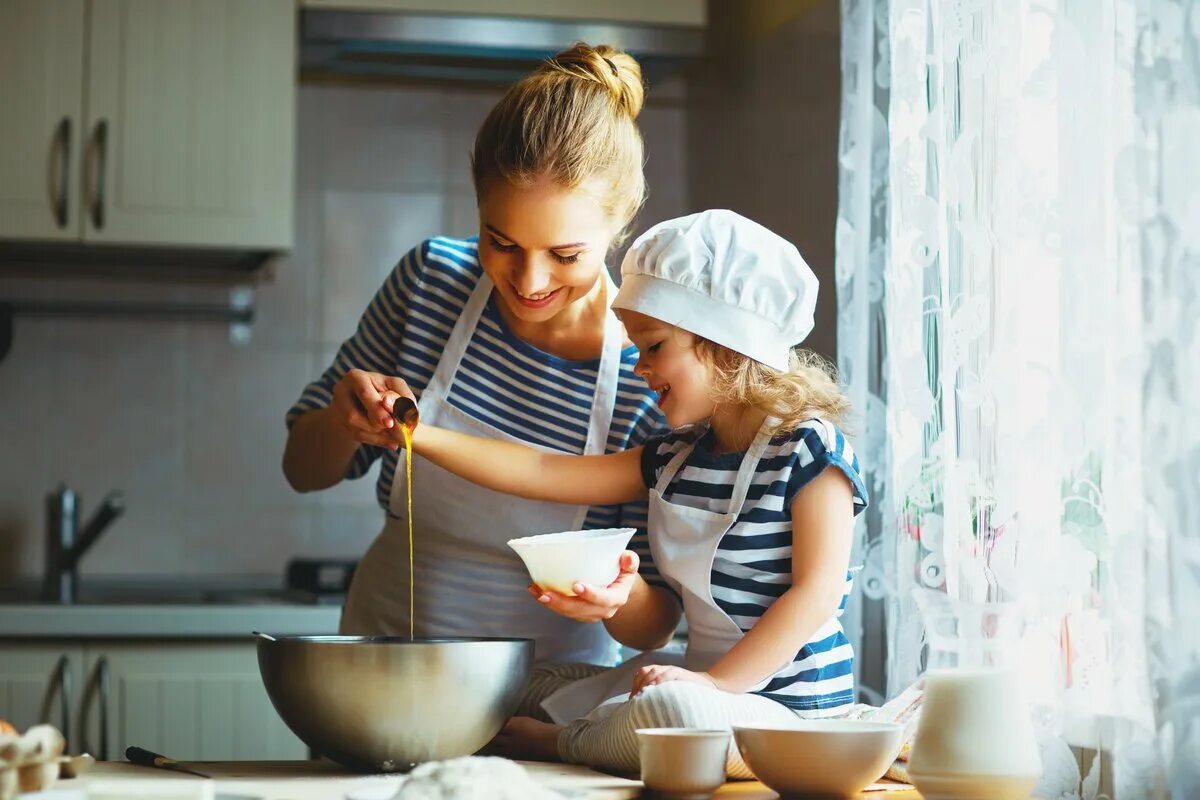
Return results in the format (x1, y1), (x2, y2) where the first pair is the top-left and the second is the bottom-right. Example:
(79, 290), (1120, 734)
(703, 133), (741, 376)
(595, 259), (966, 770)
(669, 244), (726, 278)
(907, 590), (1042, 800)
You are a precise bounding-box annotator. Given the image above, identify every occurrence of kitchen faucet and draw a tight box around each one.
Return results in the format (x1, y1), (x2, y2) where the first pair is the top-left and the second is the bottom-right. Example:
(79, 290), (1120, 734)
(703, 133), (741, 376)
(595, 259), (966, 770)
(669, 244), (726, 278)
(43, 485), (124, 604)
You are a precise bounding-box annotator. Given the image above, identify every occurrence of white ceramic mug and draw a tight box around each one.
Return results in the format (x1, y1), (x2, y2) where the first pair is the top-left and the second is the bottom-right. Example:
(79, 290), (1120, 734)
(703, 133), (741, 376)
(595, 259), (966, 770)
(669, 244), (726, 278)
(636, 728), (729, 800)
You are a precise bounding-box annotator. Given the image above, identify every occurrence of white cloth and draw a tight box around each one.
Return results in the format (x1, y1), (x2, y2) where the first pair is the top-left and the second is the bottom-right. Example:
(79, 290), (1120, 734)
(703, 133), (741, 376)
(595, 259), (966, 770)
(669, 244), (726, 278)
(341, 273), (626, 664)
(556, 680), (802, 779)
(540, 417), (776, 723)
(613, 210), (819, 371)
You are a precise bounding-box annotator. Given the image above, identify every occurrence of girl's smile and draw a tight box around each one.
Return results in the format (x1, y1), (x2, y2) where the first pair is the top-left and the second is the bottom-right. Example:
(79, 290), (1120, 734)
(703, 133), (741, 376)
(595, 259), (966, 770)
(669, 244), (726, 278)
(648, 381), (671, 408)
(622, 310), (715, 427)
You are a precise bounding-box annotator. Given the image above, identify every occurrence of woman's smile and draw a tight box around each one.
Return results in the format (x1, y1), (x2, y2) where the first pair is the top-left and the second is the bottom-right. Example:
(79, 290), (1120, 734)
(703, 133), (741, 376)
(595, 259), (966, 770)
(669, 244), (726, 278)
(477, 174), (617, 334)
(512, 284), (566, 309)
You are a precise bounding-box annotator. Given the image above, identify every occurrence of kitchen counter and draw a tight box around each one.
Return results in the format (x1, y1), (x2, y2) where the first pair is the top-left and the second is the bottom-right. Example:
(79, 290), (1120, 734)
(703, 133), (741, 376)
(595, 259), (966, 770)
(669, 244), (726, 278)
(55, 760), (923, 799)
(0, 603), (341, 639)
(0, 577), (342, 639)
(64, 759), (640, 799)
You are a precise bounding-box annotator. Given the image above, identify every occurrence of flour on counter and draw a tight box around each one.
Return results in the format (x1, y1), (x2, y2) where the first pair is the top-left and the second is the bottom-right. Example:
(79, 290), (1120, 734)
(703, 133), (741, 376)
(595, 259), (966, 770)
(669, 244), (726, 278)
(390, 757), (564, 800)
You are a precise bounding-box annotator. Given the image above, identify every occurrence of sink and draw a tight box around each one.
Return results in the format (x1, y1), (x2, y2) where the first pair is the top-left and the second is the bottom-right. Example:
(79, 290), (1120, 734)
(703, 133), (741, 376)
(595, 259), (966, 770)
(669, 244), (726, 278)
(75, 587), (322, 606)
(0, 583), (326, 606)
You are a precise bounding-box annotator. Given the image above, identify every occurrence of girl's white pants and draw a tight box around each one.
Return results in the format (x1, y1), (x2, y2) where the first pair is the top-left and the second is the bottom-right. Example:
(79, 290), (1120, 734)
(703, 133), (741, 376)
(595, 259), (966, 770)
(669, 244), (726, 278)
(517, 662), (806, 778)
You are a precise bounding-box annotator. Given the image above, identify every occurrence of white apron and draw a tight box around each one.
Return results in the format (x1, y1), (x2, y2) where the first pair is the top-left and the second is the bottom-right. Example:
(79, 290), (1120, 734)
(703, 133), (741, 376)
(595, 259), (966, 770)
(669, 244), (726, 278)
(542, 419), (778, 723)
(340, 272), (626, 665)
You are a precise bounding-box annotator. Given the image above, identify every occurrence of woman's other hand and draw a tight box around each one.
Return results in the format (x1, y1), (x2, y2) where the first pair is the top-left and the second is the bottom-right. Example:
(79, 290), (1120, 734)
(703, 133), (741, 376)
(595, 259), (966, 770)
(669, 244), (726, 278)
(528, 551), (640, 622)
(631, 665), (719, 696)
(330, 369), (416, 450)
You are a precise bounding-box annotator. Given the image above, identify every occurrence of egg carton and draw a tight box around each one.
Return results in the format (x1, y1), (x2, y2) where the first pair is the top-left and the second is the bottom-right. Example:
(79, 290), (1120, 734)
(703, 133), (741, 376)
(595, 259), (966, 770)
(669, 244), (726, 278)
(0, 724), (93, 800)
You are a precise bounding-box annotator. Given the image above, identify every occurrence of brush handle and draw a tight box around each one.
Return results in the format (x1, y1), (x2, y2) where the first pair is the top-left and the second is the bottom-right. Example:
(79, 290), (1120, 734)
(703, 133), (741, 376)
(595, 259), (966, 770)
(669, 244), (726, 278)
(125, 746), (208, 778)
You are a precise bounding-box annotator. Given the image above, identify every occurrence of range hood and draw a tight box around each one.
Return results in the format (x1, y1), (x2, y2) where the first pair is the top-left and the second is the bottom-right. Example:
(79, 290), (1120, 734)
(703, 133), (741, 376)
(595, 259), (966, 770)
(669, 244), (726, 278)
(299, 3), (705, 85)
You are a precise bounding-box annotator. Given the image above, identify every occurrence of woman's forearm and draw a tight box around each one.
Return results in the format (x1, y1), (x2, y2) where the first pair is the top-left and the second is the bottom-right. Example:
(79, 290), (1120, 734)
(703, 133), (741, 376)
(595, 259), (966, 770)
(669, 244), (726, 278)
(604, 576), (682, 651)
(283, 408), (361, 492)
(705, 580), (844, 693)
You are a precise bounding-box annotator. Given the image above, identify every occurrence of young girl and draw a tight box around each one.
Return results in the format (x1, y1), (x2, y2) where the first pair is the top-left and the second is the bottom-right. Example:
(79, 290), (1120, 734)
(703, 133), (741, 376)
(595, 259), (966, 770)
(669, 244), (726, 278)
(397, 210), (868, 777)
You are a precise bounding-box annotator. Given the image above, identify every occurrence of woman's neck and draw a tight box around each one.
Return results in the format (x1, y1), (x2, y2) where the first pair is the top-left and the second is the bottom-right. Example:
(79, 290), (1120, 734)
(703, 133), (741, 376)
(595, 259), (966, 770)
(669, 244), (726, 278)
(708, 404), (768, 454)
(495, 273), (611, 360)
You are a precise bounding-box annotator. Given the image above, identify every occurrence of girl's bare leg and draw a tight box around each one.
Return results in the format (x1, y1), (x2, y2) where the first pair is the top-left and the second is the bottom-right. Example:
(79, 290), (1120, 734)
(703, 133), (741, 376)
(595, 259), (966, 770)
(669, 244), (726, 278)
(482, 716), (563, 762)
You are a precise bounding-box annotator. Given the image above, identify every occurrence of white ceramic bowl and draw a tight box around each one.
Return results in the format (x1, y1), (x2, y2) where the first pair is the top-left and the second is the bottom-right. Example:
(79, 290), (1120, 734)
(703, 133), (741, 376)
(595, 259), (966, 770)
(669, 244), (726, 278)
(637, 728), (730, 800)
(733, 720), (903, 798)
(507, 528), (636, 596)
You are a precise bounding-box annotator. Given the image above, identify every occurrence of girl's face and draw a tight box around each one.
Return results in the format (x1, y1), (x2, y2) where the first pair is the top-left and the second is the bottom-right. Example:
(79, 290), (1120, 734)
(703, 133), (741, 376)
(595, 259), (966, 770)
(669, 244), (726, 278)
(622, 311), (716, 427)
(477, 173), (617, 325)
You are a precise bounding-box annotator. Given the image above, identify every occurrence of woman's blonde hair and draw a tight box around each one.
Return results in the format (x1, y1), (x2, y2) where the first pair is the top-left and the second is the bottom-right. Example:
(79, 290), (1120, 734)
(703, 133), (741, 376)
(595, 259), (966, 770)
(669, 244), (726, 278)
(693, 338), (852, 435)
(471, 43), (647, 246)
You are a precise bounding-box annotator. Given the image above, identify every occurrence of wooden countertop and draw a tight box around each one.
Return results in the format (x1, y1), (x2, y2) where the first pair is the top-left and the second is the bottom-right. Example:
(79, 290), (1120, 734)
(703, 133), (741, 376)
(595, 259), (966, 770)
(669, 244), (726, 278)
(64, 759), (922, 799)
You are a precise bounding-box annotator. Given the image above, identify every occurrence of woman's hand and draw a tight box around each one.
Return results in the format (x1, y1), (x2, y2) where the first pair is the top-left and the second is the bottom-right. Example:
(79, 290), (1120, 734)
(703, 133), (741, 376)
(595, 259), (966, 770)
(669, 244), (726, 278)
(631, 665), (720, 696)
(528, 551), (641, 622)
(330, 369), (416, 450)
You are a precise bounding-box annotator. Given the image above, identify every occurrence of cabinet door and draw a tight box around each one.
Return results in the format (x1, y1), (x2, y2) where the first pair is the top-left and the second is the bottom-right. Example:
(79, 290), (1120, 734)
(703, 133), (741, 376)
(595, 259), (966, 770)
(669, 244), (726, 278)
(83, 643), (307, 761)
(83, 0), (295, 249)
(0, 645), (85, 752)
(0, 0), (86, 241)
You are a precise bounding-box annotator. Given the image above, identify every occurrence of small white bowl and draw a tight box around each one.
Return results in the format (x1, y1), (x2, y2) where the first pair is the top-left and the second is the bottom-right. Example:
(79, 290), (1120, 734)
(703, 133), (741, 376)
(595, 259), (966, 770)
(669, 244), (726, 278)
(637, 728), (730, 800)
(507, 528), (636, 596)
(733, 719), (903, 798)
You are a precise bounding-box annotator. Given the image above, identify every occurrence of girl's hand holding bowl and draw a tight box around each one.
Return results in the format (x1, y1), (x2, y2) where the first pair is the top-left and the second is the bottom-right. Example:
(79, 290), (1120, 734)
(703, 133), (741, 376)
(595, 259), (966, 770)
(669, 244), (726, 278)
(529, 550), (641, 623)
(507, 528), (639, 622)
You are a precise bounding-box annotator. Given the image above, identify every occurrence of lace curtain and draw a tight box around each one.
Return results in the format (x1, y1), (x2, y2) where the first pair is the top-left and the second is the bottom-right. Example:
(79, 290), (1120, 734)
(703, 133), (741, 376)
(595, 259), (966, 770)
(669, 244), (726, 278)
(836, 1), (1199, 797)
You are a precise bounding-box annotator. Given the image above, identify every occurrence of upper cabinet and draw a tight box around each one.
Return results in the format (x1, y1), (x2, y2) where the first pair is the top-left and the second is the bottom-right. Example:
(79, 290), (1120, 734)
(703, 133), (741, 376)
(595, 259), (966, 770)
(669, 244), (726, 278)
(0, 1), (87, 242)
(0, 0), (296, 251)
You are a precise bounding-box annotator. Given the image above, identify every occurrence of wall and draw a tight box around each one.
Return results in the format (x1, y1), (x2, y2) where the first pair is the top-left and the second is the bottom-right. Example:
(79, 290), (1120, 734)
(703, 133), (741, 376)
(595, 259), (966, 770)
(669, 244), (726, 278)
(0, 78), (688, 581)
(686, 0), (841, 362)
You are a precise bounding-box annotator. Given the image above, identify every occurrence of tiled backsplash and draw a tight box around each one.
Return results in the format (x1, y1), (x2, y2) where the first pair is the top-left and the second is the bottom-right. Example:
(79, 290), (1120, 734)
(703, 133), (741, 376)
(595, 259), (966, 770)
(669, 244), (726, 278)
(0, 81), (689, 580)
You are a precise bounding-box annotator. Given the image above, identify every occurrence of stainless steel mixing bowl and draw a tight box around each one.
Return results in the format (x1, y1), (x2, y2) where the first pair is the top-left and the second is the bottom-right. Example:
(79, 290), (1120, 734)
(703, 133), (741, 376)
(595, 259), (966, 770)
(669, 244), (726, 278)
(256, 635), (534, 771)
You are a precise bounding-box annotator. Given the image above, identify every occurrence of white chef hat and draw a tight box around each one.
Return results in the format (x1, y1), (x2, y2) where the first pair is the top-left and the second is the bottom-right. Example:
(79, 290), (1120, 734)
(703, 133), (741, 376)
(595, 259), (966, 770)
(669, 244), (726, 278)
(613, 210), (819, 371)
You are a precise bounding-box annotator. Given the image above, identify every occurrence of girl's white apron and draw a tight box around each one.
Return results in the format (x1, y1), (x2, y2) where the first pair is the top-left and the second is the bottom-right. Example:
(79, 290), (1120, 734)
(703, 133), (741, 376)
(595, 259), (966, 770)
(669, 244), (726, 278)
(542, 420), (778, 722)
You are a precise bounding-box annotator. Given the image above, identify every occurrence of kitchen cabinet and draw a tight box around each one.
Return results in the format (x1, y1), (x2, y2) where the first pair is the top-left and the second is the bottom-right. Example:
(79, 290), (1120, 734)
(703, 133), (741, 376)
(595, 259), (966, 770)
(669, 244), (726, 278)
(0, 1), (87, 241)
(0, 0), (295, 251)
(0, 641), (307, 761)
(0, 645), (82, 743)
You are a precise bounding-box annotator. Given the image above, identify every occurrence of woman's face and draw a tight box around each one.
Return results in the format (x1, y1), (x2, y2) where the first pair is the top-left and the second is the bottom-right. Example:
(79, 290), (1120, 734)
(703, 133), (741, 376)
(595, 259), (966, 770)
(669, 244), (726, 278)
(477, 174), (618, 325)
(622, 310), (717, 428)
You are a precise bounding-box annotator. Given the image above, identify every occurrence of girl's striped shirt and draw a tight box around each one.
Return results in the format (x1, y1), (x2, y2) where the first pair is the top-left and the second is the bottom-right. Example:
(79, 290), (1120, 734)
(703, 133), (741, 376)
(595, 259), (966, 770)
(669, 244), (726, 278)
(640, 418), (869, 714)
(288, 236), (669, 587)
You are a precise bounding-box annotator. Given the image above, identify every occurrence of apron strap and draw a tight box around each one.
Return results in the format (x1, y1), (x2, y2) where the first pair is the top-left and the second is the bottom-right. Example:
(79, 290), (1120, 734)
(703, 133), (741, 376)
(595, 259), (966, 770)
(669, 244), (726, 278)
(419, 272), (494, 411)
(654, 433), (698, 495)
(582, 275), (623, 457)
(727, 418), (777, 511)
(653, 417), (778, 512)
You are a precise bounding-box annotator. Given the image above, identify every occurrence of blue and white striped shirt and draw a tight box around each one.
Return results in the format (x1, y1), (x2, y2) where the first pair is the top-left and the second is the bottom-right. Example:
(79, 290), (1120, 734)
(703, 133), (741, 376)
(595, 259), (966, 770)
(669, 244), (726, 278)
(287, 236), (669, 586)
(640, 418), (869, 714)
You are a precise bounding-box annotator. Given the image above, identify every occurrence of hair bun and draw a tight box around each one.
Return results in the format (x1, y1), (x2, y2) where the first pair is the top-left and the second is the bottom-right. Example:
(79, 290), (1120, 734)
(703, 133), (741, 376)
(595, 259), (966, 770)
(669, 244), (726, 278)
(543, 43), (645, 119)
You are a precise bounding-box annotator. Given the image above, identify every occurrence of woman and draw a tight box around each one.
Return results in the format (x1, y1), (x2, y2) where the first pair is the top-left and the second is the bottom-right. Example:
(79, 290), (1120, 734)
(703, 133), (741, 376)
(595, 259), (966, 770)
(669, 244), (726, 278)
(282, 44), (674, 686)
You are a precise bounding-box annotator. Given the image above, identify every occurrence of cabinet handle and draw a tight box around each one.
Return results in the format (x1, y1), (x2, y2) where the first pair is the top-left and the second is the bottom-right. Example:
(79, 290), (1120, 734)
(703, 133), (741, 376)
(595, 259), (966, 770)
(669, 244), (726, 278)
(47, 654), (72, 752)
(89, 119), (108, 230)
(96, 657), (110, 762)
(53, 118), (71, 229)
(81, 656), (112, 761)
